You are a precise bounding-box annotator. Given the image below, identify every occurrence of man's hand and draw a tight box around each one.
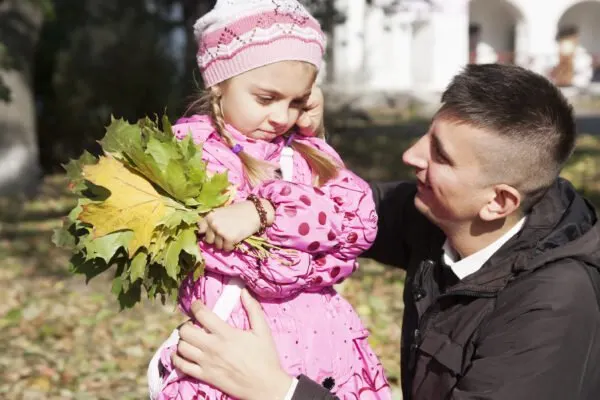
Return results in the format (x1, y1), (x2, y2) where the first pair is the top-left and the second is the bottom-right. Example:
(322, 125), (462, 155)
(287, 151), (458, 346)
(172, 290), (293, 400)
(198, 199), (275, 251)
(296, 85), (324, 137)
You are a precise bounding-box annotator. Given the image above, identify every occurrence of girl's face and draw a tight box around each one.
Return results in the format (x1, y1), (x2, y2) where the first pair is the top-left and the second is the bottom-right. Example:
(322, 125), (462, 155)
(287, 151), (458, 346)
(217, 61), (317, 141)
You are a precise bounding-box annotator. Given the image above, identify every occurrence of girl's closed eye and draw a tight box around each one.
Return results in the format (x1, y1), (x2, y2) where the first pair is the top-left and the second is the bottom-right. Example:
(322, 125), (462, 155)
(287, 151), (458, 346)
(255, 94), (275, 105)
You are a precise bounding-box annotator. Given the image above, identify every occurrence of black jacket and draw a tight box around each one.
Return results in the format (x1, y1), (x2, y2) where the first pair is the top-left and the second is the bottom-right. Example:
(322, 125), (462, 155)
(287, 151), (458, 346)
(293, 178), (600, 400)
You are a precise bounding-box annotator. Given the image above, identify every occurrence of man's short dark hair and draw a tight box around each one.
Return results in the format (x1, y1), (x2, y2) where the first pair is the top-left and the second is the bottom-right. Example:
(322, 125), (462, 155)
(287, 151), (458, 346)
(438, 64), (576, 211)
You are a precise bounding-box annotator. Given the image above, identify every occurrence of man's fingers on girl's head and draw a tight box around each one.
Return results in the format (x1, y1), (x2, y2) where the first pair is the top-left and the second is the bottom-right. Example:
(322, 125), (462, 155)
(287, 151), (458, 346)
(172, 352), (204, 380)
(296, 112), (311, 129)
(241, 289), (270, 336)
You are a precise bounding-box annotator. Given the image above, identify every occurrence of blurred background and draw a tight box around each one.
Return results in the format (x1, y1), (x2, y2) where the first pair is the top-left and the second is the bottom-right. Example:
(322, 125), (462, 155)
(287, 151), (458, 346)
(1, 0), (600, 398)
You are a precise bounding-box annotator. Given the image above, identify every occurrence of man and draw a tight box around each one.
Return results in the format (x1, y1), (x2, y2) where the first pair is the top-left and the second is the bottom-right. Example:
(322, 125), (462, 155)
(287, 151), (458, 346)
(171, 64), (600, 399)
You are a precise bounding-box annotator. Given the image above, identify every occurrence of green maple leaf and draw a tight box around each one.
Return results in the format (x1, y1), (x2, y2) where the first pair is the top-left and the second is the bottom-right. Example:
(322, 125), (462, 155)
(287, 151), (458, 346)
(179, 226), (202, 262)
(130, 250), (148, 283)
(162, 114), (173, 137)
(196, 172), (230, 210)
(55, 113), (254, 310)
(84, 231), (133, 262)
(111, 275), (123, 295)
(163, 160), (190, 199)
(63, 151), (98, 194)
(146, 136), (180, 170)
(158, 207), (200, 229)
(51, 221), (77, 249)
(100, 116), (145, 159)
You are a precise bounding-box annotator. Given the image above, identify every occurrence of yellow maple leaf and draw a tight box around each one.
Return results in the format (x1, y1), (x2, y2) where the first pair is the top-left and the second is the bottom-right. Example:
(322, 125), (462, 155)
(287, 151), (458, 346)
(78, 156), (166, 255)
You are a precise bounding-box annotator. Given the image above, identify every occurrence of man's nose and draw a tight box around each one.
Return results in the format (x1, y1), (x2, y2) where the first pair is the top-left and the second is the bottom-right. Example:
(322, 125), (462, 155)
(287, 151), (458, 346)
(402, 136), (428, 170)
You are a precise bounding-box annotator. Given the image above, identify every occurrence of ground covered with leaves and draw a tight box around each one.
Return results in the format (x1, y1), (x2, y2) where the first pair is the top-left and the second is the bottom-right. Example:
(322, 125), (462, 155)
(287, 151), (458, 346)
(2, 132), (599, 399)
(0, 174), (404, 399)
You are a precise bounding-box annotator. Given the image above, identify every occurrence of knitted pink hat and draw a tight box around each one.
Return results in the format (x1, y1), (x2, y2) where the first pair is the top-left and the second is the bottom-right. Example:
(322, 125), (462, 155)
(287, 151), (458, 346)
(194, 0), (326, 87)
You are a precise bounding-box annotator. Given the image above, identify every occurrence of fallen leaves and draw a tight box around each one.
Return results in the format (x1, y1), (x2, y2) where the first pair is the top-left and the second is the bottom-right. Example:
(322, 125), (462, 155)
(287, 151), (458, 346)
(1, 175), (404, 399)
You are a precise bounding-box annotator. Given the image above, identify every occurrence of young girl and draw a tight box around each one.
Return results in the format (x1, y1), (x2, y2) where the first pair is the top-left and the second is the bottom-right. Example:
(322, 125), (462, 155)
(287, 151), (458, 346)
(148, 1), (391, 399)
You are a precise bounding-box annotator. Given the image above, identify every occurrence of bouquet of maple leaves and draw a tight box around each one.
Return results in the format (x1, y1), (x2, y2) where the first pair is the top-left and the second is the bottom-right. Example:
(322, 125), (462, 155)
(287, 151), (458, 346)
(53, 115), (273, 309)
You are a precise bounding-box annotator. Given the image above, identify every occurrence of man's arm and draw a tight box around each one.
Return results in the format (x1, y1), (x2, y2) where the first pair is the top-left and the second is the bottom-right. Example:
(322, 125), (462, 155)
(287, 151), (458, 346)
(291, 376), (339, 400)
(452, 262), (600, 400)
(362, 181), (427, 269)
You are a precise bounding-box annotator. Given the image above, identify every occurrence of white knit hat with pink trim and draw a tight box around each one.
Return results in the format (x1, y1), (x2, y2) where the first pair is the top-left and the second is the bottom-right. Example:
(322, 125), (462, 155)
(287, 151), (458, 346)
(194, 0), (326, 87)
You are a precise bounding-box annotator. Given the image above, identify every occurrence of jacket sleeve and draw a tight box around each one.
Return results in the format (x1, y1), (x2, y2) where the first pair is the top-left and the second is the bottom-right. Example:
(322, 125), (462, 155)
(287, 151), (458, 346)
(199, 243), (361, 299)
(360, 181), (424, 269)
(253, 167), (377, 261)
(291, 375), (340, 400)
(451, 261), (600, 400)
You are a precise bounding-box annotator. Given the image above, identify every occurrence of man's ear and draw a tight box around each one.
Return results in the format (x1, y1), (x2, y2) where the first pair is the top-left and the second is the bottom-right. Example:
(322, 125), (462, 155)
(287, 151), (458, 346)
(479, 184), (521, 221)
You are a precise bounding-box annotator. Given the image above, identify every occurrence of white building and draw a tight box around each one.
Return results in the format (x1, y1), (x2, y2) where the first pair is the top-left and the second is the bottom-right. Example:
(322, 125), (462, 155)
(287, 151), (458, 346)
(329, 0), (600, 94)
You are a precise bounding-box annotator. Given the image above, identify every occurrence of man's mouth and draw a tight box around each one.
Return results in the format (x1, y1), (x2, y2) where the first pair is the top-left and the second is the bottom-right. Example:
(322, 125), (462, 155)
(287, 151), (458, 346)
(417, 180), (431, 191)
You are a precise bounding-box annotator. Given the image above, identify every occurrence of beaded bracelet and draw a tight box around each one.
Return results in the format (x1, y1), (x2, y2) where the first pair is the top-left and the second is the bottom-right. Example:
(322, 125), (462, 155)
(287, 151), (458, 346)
(247, 194), (268, 236)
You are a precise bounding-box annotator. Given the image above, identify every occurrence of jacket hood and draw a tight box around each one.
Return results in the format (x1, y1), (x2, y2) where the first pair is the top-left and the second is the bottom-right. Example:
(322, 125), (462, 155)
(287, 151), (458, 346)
(456, 178), (600, 293)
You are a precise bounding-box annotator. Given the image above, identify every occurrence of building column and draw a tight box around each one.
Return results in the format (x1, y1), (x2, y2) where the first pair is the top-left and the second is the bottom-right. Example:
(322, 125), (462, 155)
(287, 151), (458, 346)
(428, 0), (470, 92)
(365, 8), (413, 91)
(524, 10), (561, 76)
(333, 0), (366, 89)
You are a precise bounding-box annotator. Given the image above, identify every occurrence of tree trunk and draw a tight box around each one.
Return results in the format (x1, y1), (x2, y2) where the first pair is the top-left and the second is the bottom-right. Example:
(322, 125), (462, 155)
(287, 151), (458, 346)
(181, 0), (215, 94)
(0, 0), (44, 196)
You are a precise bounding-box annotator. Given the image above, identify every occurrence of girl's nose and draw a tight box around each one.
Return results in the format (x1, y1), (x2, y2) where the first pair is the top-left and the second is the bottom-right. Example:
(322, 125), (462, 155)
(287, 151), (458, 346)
(269, 107), (289, 128)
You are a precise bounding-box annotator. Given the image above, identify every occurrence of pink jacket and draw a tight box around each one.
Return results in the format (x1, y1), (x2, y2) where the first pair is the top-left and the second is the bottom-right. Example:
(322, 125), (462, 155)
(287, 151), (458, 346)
(157, 115), (390, 399)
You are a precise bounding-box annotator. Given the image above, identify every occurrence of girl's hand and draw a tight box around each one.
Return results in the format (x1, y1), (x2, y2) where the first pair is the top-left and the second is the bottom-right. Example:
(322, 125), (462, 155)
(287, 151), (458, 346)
(198, 199), (275, 251)
(296, 85), (324, 137)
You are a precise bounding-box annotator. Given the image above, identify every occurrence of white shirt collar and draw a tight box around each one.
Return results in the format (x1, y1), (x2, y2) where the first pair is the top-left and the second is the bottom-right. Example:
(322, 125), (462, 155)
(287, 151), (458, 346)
(442, 217), (527, 280)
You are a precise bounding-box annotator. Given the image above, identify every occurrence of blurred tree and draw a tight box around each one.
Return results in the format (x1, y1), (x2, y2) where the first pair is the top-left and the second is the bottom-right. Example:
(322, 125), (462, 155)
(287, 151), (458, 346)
(153, 0), (216, 95)
(300, 0), (345, 83)
(5, 0), (430, 179)
(0, 0), (50, 195)
(34, 0), (183, 171)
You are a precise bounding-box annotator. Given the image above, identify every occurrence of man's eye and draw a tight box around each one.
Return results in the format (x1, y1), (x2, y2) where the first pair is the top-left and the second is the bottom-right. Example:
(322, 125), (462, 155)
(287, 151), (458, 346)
(432, 147), (448, 164)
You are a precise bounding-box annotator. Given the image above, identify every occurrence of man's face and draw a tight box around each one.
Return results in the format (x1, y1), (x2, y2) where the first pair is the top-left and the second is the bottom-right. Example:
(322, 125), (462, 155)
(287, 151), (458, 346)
(402, 118), (498, 229)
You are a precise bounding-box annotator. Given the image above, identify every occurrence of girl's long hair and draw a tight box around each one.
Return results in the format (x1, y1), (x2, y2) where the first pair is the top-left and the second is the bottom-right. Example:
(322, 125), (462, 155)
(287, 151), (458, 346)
(185, 89), (340, 187)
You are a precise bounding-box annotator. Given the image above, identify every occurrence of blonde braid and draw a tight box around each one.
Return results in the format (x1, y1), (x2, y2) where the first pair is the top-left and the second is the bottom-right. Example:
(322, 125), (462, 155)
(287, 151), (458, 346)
(290, 140), (340, 186)
(208, 92), (277, 186)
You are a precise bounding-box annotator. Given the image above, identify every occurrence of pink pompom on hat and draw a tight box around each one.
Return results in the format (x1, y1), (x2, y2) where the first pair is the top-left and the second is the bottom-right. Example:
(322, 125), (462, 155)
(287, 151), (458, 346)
(194, 0), (326, 87)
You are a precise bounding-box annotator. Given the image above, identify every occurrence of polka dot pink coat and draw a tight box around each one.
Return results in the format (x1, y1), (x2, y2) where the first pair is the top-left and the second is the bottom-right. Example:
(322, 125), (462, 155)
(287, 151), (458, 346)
(157, 115), (391, 399)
